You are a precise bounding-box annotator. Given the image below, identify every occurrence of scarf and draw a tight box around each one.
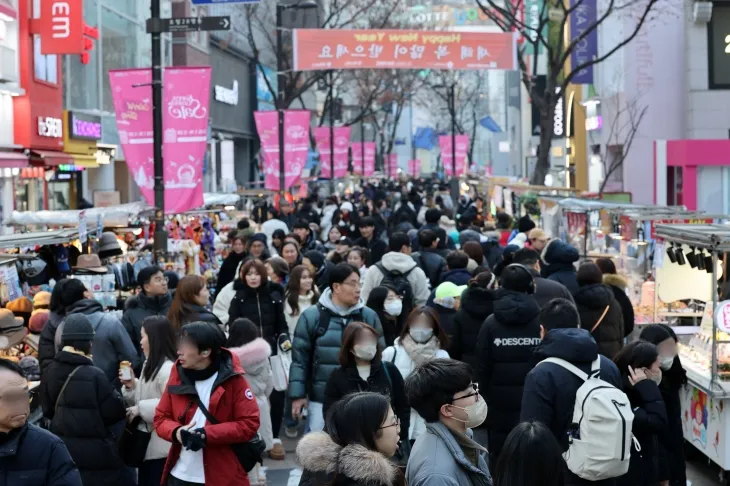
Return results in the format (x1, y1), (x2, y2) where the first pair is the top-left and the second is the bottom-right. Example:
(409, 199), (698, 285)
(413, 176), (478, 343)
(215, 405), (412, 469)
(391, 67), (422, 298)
(180, 355), (220, 382)
(400, 334), (441, 366)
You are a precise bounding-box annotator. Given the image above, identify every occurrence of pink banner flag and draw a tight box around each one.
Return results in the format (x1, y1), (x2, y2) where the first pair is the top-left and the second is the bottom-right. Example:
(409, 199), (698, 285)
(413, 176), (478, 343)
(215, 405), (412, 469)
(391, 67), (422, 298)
(440, 135), (469, 177)
(364, 142), (376, 176)
(315, 127), (350, 179)
(352, 143), (364, 175)
(408, 159), (421, 177)
(254, 111), (311, 190)
(386, 153), (398, 177)
(110, 67), (209, 213)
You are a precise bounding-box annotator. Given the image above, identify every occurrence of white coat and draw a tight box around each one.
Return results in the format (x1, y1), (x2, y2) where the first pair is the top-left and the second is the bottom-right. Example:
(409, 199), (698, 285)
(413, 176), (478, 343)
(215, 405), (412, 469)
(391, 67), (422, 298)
(283, 292), (317, 337)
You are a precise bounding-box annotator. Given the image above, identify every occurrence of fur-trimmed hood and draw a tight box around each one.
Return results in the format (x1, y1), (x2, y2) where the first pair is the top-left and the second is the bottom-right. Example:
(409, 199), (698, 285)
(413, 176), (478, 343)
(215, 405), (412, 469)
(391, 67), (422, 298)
(229, 337), (271, 369)
(603, 273), (628, 290)
(297, 432), (398, 486)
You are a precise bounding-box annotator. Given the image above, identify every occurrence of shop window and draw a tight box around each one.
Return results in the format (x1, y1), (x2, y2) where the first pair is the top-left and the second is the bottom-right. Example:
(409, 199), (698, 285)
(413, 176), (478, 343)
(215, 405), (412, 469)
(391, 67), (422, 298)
(708, 3), (730, 89)
(33, 36), (57, 85)
(101, 6), (140, 112)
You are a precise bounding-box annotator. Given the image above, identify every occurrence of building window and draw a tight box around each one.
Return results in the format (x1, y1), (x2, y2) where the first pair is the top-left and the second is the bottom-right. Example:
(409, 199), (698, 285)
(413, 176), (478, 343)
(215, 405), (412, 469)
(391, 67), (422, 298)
(33, 36), (57, 84)
(708, 3), (730, 89)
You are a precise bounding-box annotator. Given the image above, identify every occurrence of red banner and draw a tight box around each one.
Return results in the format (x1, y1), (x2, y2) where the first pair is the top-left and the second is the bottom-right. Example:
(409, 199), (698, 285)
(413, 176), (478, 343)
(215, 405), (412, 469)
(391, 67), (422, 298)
(40, 0), (85, 54)
(292, 29), (517, 71)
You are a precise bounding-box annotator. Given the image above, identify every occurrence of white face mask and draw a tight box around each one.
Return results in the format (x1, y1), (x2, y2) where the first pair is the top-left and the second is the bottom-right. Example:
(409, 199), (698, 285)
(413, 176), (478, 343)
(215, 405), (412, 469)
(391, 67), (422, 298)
(648, 369), (663, 385)
(659, 356), (675, 371)
(384, 300), (403, 317)
(450, 395), (488, 429)
(353, 344), (377, 361)
(409, 327), (433, 343)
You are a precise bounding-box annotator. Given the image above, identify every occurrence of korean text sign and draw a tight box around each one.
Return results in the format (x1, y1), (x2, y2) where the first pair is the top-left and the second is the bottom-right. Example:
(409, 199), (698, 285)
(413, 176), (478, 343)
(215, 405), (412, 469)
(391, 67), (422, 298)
(254, 110), (311, 190)
(292, 29), (517, 71)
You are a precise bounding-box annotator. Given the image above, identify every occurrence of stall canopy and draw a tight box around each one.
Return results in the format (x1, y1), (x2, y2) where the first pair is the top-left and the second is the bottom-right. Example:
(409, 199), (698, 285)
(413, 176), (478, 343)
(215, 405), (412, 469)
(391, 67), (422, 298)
(0, 229), (79, 249)
(552, 197), (686, 215)
(655, 224), (730, 251)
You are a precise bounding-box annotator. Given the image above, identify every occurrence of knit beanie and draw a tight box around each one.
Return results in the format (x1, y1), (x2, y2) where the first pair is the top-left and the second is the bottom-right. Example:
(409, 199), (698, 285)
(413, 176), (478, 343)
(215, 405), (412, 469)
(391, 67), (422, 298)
(62, 314), (95, 342)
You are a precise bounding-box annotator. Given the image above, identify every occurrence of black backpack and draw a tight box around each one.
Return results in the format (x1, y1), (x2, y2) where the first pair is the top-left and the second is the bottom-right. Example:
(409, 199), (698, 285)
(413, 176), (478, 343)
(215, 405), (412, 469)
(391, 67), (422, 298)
(375, 263), (415, 306)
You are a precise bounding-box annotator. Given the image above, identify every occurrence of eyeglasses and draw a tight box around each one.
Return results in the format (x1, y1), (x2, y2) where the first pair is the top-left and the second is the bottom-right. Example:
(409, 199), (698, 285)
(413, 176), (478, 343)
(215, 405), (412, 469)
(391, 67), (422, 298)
(152, 276), (169, 284)
(341, 280), (362, 289)
(450, 383), (479, 403)
(380, 417), (401, 429)
(0, 390), (33, 406)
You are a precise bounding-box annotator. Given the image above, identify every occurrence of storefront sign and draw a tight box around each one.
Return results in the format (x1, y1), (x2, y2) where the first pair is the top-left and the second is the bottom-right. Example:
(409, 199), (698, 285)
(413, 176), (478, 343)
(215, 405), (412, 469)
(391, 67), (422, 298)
(39, 0), (85, 55)
(69, 111), (102, 140)
(214, 80), (239, 106)
(709, 5), (730, 88)
(38, 117), (63, 138)
(585, 115), (602, 131)
(569, 0), (598, 84)
(553, 87), (564, 138)
(253, 110), (311, 190)
(292, 29), (517, 71)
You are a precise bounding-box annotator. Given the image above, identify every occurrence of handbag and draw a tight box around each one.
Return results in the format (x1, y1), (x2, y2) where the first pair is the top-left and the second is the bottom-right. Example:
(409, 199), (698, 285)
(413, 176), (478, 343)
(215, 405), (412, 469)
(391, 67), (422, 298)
(193, 395), (266, 472)
(118, 416), (152, 467)
(270, 351), (291, 392)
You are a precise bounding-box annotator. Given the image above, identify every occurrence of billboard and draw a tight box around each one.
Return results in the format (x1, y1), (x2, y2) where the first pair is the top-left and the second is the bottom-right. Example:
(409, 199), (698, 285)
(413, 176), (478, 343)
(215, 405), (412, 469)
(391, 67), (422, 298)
(292, 29), (517, 71)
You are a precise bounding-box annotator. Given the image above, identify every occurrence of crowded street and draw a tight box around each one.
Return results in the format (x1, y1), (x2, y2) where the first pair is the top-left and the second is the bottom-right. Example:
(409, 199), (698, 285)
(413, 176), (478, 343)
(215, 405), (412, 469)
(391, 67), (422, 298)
(2, 0), (730, 485)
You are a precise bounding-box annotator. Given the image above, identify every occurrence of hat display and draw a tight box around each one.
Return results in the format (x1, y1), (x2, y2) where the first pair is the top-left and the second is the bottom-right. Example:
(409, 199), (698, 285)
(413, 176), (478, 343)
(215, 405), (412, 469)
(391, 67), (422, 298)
(98, 232), (123, 259)
(18, 258), (49, 286)
(6, 296), (33, 315)
(33, 291), (52, 309)
(73, 254), (109, 274)
(0, 308), (27, 350)
(29, 309), (50, 334)
(54, 246), (70, 273)
(62, 314), (95, 342)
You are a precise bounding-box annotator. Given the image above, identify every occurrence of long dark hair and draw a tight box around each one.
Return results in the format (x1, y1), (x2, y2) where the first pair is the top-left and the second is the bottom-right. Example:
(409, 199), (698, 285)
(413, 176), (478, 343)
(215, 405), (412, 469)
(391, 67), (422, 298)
(494, 421), (564, 486)
(640, 324), (687, 388)
(141, 316), (177, 382)
(286, 265), (320, 316)
(227, 318), (260, 348)
(613, 341), (659, 380)
(365, 285), (410, 341)
(50, 278), (87, 315)
(326, 391), (391, 452)
(399, 306), (450, 349)
(167, 275), (206, 331)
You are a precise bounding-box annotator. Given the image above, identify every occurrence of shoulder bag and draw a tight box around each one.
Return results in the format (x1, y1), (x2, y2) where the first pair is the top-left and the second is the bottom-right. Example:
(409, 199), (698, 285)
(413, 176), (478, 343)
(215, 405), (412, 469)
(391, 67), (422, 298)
(590, 306), (611, 333)
(118, 416), (151, 467)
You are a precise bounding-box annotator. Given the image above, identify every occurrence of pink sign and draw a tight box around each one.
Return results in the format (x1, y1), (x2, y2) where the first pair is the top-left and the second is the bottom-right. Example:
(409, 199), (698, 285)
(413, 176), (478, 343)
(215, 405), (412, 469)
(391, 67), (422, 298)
(353, 142), (377, 176)
(254, 110), (311, 190)
(315, 127), (350, 179)
(408, 159), (421, 177)
(351, 143), (364, 175)
(110, 67), (209, 213)
(386, 153), (398, 177)
(440, 134), (469, 176)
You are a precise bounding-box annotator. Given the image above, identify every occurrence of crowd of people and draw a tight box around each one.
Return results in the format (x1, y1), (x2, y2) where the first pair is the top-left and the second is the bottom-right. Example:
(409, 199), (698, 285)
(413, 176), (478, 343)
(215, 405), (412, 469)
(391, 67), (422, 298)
(0, 180), (688, 486)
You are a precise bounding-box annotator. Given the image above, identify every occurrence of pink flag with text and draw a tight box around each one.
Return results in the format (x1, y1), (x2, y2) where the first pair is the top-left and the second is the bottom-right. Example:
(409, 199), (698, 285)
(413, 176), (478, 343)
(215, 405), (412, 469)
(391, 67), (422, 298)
(352, 143), (364, 175)
(315, 127), (351, 179)
(364, 142), (376, 176)
(254, 111), (311, 190)
(110, 67), (209, 213)
(386, 154), (398, 177)
(408, 159), (421, 176)
(440, 135), (469, 176)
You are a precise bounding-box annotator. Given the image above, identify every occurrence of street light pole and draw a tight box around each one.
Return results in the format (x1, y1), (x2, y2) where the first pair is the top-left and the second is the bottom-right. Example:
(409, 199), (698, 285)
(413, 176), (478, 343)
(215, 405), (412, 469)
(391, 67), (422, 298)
(360, 121), (365, 176)
(329, 70), (335, 194)
(449, 83), (458, 206)
(276, 5), (285, 201)
(150, 0), (166, 259)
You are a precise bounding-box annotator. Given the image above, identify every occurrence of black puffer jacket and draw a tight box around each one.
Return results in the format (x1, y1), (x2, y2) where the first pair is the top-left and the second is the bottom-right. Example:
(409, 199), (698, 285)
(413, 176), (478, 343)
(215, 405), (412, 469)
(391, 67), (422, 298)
(39, 310), (66, 373)
(541, 240), (580, 295)
(226, 281), (288, 353)
(121, 291), (172, 358)
(323, 361), (410, 442)
(215, 251), (246, 298)
(180, 304), (221, 327)
(412, 249), (447, 289)
(355, 235), (388, 265)
(476, 289), (541, 467)
(526, 268), (575, 308)
(603, 273), (635, 337)
(0, 423), (82, 486)
(40, 350), (127, 486)
(426, 290), (457, 344)
(452, 286), (495, 377)
(574, 283), (624, 359)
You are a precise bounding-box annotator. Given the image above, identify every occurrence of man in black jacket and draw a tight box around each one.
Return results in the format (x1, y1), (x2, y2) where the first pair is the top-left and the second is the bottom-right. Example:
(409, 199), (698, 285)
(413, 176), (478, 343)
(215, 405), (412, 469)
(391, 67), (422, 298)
(419, 208), (455, 253)
(520, 298), (622, 486)
(354, 217), (388, 264)
(293, 219), (327, 253)
(411, 230), (447, 289)
(475, 263), (542, 466)
(0, 358), (82, 486)
(512, 248), (575, 308)
(121, 266), (172, 361)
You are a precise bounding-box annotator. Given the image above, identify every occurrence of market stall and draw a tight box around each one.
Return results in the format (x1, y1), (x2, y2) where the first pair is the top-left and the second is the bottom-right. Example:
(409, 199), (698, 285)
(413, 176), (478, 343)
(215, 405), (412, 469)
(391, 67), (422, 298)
(654, 223), (730, 470)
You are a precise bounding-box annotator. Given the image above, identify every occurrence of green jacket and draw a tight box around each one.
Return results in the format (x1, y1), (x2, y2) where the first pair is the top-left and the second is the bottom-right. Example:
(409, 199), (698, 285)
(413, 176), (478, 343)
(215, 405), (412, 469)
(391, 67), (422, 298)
(288, 289), (383, 403)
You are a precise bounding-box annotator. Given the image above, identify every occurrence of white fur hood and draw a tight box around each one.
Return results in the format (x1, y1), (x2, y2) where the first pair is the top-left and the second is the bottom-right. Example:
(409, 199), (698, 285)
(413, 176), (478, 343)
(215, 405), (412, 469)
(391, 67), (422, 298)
(229, 337), (271, 370)
(296, 432), (398, 486)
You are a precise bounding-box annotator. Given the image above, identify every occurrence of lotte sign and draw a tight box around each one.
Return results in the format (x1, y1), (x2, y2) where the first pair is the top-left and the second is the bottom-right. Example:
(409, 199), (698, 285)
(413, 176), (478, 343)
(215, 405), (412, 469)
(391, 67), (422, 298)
(40, 0), (84, 54)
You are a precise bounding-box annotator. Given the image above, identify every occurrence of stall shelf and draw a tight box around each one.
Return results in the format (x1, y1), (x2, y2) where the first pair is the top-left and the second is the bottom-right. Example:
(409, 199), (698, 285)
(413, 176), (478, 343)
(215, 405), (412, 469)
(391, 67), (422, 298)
(654, 223), (730, 470)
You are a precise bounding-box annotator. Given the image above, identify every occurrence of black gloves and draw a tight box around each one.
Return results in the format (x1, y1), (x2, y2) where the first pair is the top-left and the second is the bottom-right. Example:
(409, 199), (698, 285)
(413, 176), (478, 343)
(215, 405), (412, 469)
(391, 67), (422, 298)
(180, 427), (207, 451)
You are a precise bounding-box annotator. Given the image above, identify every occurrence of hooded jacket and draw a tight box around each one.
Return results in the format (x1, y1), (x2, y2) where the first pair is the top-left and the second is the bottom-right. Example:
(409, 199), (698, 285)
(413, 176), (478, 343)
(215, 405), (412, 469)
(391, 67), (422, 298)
(573, 283), (624, 359)
(603, 273), (635, 337)
(40, 350), (127, 486)
(55, 299), (139, 384)
(361, 252), (431, 306)
(412, 249), (448, 289)
(439, 268), (472, 286)
(520, 328), (622, 486)
(122, 291), (172, 359)
(39, 310), (68, 373)
(297, 432), (401, 486)
(226, 281), (288, 353)
(288, 288), (384, 404)
(526, 267), (575, 308)
(153, 349), (261, 486)
(541, 240), (580, 295)
(475, 289), (541, 464)
(452, 286), (495, 377)
(407, 422), (492, 486)
(0, 422), (83, 486)
(354, 233), (388, 265)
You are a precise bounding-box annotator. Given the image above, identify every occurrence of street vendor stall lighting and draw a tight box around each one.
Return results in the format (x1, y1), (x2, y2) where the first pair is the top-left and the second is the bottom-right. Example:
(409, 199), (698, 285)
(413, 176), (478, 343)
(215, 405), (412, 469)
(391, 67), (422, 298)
(667, 243), (678, 263)
(705, 252), (715, 274)
(687, 247), (699, 269)
(674, 246), (687, 266)
(696, 249), (706, 271)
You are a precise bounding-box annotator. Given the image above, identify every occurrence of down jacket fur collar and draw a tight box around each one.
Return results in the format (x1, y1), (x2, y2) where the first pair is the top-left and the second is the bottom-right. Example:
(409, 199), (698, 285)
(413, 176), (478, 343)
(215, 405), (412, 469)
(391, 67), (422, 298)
(297, 431), (398, 486)
(229, 337), (273, 398)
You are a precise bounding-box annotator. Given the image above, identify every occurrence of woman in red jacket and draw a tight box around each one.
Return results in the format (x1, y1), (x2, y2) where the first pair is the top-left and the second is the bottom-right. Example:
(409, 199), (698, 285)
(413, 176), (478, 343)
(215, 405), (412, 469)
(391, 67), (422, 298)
(154, 322), (260, 486)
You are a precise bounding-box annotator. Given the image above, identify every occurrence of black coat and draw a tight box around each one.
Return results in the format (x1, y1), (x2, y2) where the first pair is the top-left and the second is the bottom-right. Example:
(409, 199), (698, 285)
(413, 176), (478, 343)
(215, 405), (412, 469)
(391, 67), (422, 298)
(412, 249), (448, 289)
(39, 310), (65, 373)
(0, 423), (83, 486)
(40, 351), (127, 486)
(439, 268), (471, 286)
(527, 268), (575, 308)
(426, 291), (457, 344)
(619, 379), (668, 486)
(226, 281), (288, 353)
(520, 328), (622, 486)
(574, 284), (624, 359)
(323, 361), (410, 442)
(542, 240), (580, 295)
(476, 289), (541, 465)
(657, 371), (687, 486)
(315, 262), (333, 294)
(603, 274), (635, 337)
(419, 223), (456, 251)
(355, 235), (388, 265)
(180, 304), (221, 327)
(121, 291), (172, 359)
(452, 286), (495, 377)
(215, 251), (246, 298)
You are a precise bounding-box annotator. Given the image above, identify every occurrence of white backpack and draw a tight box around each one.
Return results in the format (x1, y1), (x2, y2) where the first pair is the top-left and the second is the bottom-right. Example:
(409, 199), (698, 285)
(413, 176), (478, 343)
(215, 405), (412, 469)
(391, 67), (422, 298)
(540, 357), (634, 481)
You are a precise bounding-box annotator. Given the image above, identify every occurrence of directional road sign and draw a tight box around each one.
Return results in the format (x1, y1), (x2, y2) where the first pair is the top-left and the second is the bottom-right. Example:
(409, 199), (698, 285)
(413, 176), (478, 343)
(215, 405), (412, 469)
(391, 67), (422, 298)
(191, 0), (259, 4)
(149, 16), (231, 34)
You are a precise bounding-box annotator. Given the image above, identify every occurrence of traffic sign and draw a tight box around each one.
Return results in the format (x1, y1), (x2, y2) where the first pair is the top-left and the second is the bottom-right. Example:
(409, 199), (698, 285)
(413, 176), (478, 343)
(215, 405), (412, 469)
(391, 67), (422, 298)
(147, 16), (231, 34)
(191, 0), (259, 4)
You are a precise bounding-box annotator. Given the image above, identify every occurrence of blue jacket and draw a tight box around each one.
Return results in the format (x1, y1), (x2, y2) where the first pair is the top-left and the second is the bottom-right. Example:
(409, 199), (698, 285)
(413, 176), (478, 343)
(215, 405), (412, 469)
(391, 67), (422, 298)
(288, 288), (383, 403)
(439, 268), (471, 286)
(0, 423), (82, 486)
